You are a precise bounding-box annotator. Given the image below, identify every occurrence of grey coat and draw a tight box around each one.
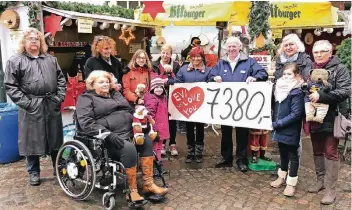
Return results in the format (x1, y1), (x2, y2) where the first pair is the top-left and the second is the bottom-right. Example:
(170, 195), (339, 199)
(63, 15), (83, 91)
(313, 56), (351, 133)
(4, 53), (66, 156)
(275, 52), (313, 81)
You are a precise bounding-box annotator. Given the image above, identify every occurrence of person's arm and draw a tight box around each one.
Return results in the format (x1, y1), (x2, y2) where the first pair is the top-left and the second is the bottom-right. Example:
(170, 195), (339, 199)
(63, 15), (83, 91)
(167, 68), (184, 85)
(84, 58), (93, 80)
(318, 65), (351, 104)
(249, 58), (268, 81)
(272, 91), (305, 129)
(207, 62), (221, 82)
(76, 94), (110, 134)
(54, 57), (67, 102)
(122, 73), (138, 103)
(181, 45), (192, 59)
(4, 58), (32, 109)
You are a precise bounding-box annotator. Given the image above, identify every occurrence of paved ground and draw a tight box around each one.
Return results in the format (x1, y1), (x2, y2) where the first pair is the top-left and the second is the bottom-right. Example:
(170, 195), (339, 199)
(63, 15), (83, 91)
(0, 128), (351, 210)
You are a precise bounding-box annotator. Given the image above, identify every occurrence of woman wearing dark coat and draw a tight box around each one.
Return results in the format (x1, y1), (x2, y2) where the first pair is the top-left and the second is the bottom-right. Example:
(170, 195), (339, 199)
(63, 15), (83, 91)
(307, 40), (351, 205)
(76, 71), (168, 206)
(84, 36), (123, 91)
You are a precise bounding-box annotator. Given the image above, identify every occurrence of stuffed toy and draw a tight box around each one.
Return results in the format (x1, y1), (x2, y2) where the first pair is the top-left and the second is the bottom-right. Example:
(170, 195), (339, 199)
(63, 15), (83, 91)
(301, 68), (332, 123)
(132, 105), (158, 145)
(135, 83), (146, 100)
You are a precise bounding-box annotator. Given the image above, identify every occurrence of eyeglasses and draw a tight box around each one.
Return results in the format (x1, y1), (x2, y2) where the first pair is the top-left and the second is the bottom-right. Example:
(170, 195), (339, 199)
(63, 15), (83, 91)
(313, 50), (330, 55)
(26, 37), (39, 42)
(137, 56), (146, 60)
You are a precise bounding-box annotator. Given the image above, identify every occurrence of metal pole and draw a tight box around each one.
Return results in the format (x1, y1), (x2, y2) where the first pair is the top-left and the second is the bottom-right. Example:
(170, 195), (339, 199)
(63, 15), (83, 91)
(217, 28), (223, 59)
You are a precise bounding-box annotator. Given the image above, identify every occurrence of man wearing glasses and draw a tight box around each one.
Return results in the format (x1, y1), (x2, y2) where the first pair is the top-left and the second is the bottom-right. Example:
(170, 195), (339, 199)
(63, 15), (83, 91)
(4, 28), (66, 186)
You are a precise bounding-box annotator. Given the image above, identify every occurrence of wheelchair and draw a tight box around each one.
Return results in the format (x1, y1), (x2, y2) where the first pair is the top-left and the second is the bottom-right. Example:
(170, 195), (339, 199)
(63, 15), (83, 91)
(56, 107), (168, 209)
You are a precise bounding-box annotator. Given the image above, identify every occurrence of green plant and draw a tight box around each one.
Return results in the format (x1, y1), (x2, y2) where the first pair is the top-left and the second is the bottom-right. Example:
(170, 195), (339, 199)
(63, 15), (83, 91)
(248, 1), (271, 39)
(249, 43), (277, 57)
(0, 1), (18, 13)
(23, 2), (40, 30)
(336, 38), (351, 71)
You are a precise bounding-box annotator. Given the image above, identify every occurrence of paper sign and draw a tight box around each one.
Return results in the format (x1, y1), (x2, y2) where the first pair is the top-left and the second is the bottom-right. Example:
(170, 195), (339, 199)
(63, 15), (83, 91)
(129, 43), (141, 53)
(271, 29), (282, 39)
(249, 55), (272, 72)
(78, 18), (93, 33)
(168, 82), (273, 130)
(9, 30), (23, 55)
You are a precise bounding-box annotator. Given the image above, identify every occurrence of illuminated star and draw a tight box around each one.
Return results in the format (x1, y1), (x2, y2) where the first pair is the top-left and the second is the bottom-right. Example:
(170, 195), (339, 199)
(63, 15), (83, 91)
(119, 28), (135, 45)
(44, 14), (62, 37)
(142, 1), (165, 20)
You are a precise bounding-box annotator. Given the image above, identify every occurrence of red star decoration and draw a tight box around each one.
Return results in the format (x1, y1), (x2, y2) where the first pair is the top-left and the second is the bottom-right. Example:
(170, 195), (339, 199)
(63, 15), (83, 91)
(142, 1), (165, 20)
(44, 14), (62, 37)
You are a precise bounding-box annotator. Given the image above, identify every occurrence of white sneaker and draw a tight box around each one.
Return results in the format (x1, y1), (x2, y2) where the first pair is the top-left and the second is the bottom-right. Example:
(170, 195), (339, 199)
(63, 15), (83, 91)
(169, 144), (179, 156)
(161, 144), (166, 156)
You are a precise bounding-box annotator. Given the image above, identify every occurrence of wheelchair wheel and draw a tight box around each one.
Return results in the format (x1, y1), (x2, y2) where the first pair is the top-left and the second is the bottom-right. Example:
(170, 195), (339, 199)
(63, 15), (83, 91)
(56, 140), (96, 200)
(102, 192), (116, 210)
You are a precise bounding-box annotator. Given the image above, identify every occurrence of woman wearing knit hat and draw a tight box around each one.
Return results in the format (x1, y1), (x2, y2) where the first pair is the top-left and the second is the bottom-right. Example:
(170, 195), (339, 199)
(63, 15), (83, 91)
(166, 47), (211, 163)
(144, 77), (170, 165)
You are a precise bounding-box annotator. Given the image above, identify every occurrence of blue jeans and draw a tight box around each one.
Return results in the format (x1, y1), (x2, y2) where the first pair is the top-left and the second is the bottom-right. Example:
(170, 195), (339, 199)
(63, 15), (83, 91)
(26, 151), (58, 175)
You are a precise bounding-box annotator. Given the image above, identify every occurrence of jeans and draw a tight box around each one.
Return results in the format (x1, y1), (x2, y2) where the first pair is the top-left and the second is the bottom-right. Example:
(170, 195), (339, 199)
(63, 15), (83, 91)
(278, 142), (299, 177)
(26, 150), (58, 175)
(311, 132), (339, 161)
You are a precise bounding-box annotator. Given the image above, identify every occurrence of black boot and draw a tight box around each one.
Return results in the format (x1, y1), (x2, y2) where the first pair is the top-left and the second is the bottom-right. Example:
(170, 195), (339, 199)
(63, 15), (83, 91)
(260, 150), (272, 161)
(185, 145), (195, 163)
(251, 151), (258, 163)
(195, 144), (204, 163)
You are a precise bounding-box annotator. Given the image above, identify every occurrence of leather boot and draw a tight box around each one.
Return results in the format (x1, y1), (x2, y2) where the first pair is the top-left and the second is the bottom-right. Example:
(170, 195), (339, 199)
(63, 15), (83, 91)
(270, 168), (287, 188)
(125, 166), (146, 203)
(141, 157), (168, 196)
(195, 144), (204, 163)
(260, 150), (272, 161)
(308, 155), (325, 193)
(321, 158), (339, 205)
(251, 150), (258, 163)
(185, 144), (195, 163)
(284, 176), (298, 197)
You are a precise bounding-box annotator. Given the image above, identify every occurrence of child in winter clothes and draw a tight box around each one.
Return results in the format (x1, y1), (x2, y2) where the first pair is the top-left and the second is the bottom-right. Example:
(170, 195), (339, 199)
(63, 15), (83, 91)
(270, 63), (305, 197)
(144, 77), (170, 161)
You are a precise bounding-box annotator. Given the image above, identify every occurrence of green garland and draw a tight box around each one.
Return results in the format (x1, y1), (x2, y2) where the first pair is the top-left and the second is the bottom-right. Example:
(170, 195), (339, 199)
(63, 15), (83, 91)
(248, 1), (271, 39)
(336, 38), (351, 72)
(44, 2), (134, 19)
(249, 43), (277, 57)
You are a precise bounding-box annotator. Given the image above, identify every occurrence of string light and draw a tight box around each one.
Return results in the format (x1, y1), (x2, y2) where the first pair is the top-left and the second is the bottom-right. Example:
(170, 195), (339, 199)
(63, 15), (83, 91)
(119, 28), (135, 45)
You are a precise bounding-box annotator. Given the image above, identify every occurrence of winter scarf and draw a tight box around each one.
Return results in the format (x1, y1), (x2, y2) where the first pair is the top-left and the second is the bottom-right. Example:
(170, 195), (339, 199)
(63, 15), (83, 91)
(314, 56), (333, 68)
(280, 52), (299, 64)
(274, 78), (304, 103)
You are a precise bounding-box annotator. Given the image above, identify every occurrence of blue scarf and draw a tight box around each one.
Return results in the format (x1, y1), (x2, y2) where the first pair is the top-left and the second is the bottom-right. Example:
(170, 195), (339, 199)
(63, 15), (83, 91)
(280, 52), (299, 64)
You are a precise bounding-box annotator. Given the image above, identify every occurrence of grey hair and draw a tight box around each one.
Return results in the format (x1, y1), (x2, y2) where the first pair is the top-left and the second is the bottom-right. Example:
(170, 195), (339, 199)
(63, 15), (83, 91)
(225, 36), (242, 48)
(277, 33), (305, 55)
(313, 40), (333, 51)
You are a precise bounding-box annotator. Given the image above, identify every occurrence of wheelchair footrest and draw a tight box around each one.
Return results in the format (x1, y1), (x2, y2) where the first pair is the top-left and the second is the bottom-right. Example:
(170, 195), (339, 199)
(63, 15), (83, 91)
(114, 171), (127, 185)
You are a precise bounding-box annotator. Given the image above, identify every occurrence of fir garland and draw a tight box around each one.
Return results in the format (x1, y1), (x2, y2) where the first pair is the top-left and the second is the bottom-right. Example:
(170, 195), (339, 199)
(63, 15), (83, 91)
(249, 43), (277, 57)
(336, 38), (351, 71)
(248, 1), (271, 39)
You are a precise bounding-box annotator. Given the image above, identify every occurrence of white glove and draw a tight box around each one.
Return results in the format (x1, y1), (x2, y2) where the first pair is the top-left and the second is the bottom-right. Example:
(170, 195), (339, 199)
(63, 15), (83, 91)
(214, 76), (222, 83)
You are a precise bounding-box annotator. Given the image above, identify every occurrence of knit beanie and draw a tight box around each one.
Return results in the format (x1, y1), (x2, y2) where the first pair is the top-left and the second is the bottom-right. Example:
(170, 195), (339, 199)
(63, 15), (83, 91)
(150, 77), (165, 93)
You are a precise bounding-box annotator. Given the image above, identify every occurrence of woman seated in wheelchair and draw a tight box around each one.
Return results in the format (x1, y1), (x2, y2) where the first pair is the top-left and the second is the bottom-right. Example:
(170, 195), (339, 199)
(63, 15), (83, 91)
(76, 70), (168, 204)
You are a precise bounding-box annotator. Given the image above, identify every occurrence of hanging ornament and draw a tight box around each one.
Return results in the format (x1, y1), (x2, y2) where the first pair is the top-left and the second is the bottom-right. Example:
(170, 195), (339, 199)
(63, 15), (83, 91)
(114, 23), (120, 30)
(326, 28), (334, 34)
(92, 21), (98, 27)
(284, 30), (291, 35)
(75, 19), (78, 25)
(336, 31), (342, 37)
(99, 24), (105, 30)
(119, 28), (135, 45)
(295, 29), (302, 34)
(122, 24), (128, 30)
(64, 19), (72, 27)
(44, 14), (63, 37)
(130, 26), (136, 31)
(142, 1), (165, 20)
(102, 22), (110, 29)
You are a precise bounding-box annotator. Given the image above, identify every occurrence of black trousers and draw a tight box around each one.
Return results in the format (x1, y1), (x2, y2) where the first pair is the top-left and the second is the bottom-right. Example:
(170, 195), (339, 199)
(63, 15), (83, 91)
(186, 122), (204, 146)
(106, 135), (153, 168)
(278, 142), (299, 177)
(220, 126), (249, 163)
(169, 119), (177, 145)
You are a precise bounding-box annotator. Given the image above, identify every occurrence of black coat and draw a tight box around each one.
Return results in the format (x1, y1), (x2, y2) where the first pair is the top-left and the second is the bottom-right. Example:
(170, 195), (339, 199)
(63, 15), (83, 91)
(275, 52), (313, 82)
(76, 90), (133, 140)
(313, 56), (351, 133)
(84, 55), (123, 84)
(4, 53), (66, 156)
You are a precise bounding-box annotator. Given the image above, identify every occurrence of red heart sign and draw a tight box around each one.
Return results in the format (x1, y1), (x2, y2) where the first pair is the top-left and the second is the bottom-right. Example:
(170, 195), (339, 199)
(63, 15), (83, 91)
(171, 87), (205, 118)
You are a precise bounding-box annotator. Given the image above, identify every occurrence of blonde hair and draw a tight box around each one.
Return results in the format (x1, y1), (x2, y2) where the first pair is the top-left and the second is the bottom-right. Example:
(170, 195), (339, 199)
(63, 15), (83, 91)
(161, 44), (173, 54)
(85, 70), (115, 90)
(277, 33), (305, 55)
(127, 49), (153, 70)
(91, 36), (117, 57)
(18, 28), (48, 54)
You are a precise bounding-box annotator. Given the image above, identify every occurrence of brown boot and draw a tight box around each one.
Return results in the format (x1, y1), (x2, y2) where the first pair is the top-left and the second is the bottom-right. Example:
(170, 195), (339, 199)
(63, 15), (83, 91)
(125, 166), (146, 203)
(140, 156), (168, 196)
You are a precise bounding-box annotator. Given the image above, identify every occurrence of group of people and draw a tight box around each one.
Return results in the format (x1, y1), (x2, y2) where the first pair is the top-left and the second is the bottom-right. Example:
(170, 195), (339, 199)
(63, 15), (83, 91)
(4, 27), (350, 206)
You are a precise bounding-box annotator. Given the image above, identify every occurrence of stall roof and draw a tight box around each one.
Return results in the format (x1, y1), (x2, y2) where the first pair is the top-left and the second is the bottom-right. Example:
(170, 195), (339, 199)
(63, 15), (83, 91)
(42, 6), (160, 28)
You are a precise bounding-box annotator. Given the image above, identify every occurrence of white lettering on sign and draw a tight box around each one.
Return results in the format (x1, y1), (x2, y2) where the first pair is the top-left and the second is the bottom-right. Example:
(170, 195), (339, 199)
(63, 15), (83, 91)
(168, 82), (273, 130)
(249, 55), (272, 72)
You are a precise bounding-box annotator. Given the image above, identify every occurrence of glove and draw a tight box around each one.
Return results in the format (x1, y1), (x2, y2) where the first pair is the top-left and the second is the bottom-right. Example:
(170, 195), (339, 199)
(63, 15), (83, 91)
(105, 133), (125, 149)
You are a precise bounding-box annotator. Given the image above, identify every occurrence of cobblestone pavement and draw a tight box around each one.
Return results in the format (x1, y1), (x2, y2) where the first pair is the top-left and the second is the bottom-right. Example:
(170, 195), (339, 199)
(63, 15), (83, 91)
(0, 128), (351, 210)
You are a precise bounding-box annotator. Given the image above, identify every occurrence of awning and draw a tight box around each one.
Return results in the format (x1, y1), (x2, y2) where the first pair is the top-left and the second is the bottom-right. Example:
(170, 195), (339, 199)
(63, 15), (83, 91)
(42, 6), (160, 28)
